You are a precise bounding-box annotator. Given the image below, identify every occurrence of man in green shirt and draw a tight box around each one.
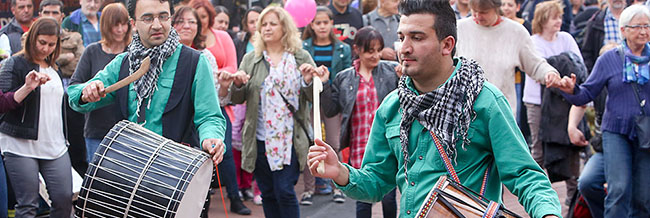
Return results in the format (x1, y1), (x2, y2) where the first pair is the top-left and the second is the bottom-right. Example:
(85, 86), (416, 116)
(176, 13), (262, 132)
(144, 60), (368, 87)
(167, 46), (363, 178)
(67, 0), (226, 166)
(307, 0), (562, 217)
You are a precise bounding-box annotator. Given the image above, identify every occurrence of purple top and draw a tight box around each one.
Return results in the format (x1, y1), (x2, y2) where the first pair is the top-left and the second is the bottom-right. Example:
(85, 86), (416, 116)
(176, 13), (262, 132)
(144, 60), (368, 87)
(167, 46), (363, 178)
(562, 48), (650, 139)
(0, 91), (19, 113)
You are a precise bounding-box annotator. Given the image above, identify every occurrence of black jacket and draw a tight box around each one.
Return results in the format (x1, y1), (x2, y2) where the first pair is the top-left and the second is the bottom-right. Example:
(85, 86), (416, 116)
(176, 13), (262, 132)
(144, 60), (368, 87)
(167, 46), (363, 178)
(581, 9), (607, 72)
(321, 61), (399, 149)
(0, 55), (68, 140)
(0, 18), (25, 54)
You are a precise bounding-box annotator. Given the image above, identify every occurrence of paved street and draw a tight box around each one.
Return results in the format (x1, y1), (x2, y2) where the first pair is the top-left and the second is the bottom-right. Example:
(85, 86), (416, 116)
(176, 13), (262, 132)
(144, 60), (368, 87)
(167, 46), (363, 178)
(207, 175), (570, 218)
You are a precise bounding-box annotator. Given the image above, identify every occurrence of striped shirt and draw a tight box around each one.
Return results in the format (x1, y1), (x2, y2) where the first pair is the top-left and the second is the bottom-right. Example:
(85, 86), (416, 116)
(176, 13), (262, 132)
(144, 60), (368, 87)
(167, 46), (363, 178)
(313, 44), (333, 72)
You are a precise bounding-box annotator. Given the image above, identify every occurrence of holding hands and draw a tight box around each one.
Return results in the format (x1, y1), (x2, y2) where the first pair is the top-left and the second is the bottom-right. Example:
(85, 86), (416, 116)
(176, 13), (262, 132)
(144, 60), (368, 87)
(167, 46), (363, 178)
(226, 71), (251, 88)
(546, 72), (577, 94)
(299, 64), (330, 84)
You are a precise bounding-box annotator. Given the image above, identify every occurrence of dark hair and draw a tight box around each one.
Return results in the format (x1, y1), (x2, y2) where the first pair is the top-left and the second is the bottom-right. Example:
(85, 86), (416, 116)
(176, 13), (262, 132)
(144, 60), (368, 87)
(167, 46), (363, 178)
(19, 17), (61, 68)
(214, 5), (229, 17)
(173, 6), (206, 49)
(189, 0), (216, 28)
(241, 6), (263, 33)
(399, 0), (457, 56)
(301, 6), (339, 43)
(127, 0), (175, 19)
(353, 26), (384, 57)
(39, 0), (63, 12)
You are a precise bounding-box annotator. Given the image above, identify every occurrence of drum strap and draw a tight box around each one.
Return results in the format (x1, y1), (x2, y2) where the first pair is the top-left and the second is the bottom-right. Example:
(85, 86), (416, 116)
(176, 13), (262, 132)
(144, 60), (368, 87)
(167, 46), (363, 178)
(430, 131), (491, 196)
(482, 201), (501, 218)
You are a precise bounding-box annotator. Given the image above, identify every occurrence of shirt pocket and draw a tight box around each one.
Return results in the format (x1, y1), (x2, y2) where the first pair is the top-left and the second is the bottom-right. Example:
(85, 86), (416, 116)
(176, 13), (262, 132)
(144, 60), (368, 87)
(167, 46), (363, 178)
(385, 125), (401, 155)
(158, 78), (174, 89)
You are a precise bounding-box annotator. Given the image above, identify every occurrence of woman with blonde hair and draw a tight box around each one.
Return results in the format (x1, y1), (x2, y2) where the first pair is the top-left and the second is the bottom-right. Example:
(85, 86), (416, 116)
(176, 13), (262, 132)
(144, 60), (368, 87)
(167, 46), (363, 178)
(227, 6), (328, 218)
(70, 2), (131, 162)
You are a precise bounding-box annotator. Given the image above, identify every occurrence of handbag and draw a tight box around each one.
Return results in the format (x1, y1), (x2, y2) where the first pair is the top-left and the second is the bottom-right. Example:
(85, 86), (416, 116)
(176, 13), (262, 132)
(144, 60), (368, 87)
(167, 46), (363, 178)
(630, 83), (650, 150)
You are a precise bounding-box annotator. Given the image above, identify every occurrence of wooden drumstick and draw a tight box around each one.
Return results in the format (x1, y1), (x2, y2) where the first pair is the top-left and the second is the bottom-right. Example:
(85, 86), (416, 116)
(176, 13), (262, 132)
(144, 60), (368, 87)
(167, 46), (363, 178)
(313, 76), (325, 175)
(102, 56), (151, 94)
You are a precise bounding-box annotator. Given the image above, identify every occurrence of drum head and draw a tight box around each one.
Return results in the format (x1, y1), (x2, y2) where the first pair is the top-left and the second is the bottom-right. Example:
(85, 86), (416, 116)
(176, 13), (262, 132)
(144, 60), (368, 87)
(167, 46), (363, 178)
(177, 159), (212, 217)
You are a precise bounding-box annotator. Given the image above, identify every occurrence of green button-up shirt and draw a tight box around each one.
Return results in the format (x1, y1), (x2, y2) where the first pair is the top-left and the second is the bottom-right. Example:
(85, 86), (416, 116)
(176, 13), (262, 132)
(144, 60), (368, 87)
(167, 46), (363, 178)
(67, 44), (226, 144)
(336, 59), (561, 218)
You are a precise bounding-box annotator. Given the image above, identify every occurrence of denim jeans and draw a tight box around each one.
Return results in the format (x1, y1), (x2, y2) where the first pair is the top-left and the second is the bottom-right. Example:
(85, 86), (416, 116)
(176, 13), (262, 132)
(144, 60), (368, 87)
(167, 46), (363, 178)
(356, 188), (397, 218)
(217, 107), (241, 200)
(85, 138), (102, 163)
(254, 140), (300, 218)
(602, 131), (650, 217)
(578, 152), (605, 218)
(0, 157), (7, 218)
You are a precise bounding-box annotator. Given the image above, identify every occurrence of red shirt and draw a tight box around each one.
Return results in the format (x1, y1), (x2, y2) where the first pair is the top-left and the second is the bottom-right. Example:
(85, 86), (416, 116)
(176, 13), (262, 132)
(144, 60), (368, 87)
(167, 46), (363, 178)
(349, 71), (378, 169)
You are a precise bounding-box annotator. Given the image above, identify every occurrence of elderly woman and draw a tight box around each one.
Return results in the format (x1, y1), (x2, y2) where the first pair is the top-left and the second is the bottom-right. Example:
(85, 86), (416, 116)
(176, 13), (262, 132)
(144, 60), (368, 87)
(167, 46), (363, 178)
(227, 6), (326, 218)
(71, 3), (131, 163)
(171, 6), (251, 215)
(553, 5), (650, 217)
(0, 17), (72, 217)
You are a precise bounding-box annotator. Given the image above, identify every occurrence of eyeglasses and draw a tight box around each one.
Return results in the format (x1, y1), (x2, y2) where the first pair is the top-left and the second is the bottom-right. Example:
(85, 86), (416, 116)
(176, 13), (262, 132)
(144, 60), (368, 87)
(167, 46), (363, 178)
(625, 24), (650, 31)
(137, 14), (171, 24)
(173, 19), (198, 26)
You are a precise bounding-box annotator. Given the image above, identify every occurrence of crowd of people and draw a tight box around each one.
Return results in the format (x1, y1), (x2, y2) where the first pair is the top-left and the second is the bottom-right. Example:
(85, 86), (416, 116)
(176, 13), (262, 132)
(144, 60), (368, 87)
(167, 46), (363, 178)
(0, 0), (648, 217)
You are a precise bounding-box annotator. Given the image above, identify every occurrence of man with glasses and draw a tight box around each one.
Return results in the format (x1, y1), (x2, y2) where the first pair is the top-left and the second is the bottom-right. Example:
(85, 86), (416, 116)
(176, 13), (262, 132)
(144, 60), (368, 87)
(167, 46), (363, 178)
(0, 0), (34, 55)
(67, 0), (227, 178)
(62, 0), (103, 46)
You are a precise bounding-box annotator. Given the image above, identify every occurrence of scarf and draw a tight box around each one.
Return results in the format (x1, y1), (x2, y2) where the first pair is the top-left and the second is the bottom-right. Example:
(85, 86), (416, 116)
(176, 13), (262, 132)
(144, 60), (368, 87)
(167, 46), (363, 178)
(623, 41), (650, 85)
(127, 28), (180, 115)
(261, 51), (301, 171)
(398, 57), (485, 181)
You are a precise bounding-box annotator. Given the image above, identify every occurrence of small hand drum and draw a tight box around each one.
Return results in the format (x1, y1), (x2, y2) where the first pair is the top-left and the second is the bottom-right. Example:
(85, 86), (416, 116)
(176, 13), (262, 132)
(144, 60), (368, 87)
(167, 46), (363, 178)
(76, 120), (213, 218)
(416, 176), (523, 218)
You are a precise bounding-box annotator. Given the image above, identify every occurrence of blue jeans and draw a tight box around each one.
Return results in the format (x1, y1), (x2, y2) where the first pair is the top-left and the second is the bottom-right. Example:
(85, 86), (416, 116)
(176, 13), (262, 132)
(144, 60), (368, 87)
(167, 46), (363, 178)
(0, 157), (7, 218)
(217, 107), (241, 200)
(85, 138), (102, 163)
(578, 152), (605, 218)
(356, 188), (397, 218)
(254, 140), (300, 218)
(602, 131), (650, 217)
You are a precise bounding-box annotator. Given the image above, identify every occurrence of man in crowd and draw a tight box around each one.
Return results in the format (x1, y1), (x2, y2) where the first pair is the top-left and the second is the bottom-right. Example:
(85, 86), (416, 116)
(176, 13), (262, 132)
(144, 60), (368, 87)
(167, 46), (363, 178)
(581, 0), (627, 71)
(363, 0), (400, 61)
(452, 0), (471, 19)
(307, 0), (563, 217)
(329, 0), (363, 46)
(0, 0), (34, 55)
(68, 0), (226, 167)
(62, 0), (103, 46)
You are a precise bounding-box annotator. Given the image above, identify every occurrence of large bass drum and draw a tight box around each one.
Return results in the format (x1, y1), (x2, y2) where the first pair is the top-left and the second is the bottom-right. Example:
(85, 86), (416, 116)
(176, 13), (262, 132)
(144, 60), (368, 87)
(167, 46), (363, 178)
(76, 120), (213, 218)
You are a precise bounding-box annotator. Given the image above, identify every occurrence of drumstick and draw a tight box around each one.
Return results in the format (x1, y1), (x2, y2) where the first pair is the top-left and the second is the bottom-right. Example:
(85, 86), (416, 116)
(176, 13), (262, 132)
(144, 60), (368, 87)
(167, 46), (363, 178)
(102, 56), (151, 94)
(313, 76), (325, 175)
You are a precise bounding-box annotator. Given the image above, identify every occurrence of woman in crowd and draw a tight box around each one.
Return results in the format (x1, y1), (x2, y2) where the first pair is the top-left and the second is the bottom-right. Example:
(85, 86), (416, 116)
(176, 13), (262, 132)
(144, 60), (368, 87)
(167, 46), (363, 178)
(70, 3), (131, 162)
(299, 6), (351, 205)
(191, 0), (237, 74)
(523, 0), (582, 169)
(214, 5), (231, 32)
(229, 6), (326, 218)
(0, 17), (73, 218)
(553, 5), (650, 217)
(501, 0), (532, 33)
(320, 26), (398, 218)
(235, 6), (262, 65)
(171, 6), (251, 215)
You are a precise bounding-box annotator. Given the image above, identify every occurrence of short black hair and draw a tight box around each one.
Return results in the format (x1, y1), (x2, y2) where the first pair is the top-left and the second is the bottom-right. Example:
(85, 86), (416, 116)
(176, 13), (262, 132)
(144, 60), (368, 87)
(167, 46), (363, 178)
(39, 0), (63, 12)
(399, 0), (457, 56)
(127, 0), (175, 19)
(353, 26), (385, 54)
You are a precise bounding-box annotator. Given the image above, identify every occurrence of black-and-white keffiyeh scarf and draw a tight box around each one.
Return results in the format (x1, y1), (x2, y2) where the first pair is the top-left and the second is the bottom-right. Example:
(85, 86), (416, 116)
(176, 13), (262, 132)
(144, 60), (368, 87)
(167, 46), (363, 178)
(398, 57), (485, 181)
(127, 28), (180, 115)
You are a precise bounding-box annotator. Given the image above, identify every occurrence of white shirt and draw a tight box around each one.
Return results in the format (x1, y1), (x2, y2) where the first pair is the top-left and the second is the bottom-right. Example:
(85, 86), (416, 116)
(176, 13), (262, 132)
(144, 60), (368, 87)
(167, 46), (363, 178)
(0, 34), (11, 56)
(0, 67), (67, 159)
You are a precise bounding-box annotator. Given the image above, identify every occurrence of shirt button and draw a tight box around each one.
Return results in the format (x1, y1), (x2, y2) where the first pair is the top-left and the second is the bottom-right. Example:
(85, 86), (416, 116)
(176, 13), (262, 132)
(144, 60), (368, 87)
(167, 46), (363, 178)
(411, 181), (415, 186)
(407, 210), (411, 215)
(418, 155), (423, 160)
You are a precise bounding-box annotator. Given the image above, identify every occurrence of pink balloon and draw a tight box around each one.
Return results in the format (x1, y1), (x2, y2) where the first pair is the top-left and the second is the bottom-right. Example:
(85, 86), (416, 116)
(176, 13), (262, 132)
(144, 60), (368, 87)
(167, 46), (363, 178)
(285, 0), (317, 28)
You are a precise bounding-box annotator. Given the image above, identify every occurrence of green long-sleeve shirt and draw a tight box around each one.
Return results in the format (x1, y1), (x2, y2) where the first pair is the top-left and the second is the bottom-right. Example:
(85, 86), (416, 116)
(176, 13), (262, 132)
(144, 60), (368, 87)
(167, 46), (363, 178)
(67, 44), (225, 144)
(336, 60), (561, 218)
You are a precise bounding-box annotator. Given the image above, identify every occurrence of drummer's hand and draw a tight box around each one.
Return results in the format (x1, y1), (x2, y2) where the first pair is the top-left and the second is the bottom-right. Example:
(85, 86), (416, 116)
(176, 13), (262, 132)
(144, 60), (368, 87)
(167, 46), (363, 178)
(202, 138), (225, 166)
(81, 80), (106, 103)
(308, 138), (350, 186)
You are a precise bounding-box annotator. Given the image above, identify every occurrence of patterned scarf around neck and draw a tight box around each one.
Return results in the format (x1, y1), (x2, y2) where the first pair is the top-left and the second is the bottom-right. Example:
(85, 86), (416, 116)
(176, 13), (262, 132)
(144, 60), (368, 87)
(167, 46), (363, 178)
(623, 41), (650, 85)
(398, 57), (485, 182)
(127, 28), (180, 116)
